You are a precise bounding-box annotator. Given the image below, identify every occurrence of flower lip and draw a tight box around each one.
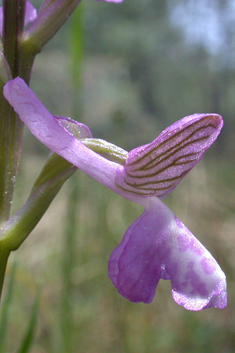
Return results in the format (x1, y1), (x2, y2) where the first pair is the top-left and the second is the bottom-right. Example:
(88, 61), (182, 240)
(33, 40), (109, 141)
(109, 197), (227, 310)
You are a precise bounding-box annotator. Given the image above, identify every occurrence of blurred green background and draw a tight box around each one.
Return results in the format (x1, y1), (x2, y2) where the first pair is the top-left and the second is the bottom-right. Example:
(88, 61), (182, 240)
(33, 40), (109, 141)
(1, 0), (235, 352)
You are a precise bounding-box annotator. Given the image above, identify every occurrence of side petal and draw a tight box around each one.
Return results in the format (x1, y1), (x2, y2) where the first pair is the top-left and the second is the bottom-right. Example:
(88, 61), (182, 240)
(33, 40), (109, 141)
(25, 1), (37, 27)
(109, 197), (227, 310)
(3, 77), (122, 193)
(2, 77), (163, 208)
(116, 113), (223, 198)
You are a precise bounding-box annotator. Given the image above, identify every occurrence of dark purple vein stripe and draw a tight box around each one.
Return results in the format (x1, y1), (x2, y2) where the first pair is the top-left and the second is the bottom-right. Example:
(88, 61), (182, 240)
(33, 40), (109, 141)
(127, 116), (219, 168)
(116, 114), (223, 199)
(126, 138), (208, 179)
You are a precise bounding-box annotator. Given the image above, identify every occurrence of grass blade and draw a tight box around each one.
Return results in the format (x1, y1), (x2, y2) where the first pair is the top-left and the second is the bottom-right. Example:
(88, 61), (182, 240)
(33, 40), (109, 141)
(0, 258), (17, 353)
(17, 285), (41, 353)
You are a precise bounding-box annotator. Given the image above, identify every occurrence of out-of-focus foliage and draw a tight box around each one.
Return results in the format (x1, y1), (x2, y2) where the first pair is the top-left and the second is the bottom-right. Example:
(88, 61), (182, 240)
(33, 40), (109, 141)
(1, 0), (234, 352)
(83, 0), (235, 155)
(30, 0), (235, 156)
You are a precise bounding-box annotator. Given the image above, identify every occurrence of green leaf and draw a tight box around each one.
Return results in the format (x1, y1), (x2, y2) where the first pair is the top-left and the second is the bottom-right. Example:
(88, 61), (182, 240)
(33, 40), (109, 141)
(70, 3), (84, 91)
(0, 50), (12, 84)
(17, 286), (41, 353)
(0, 153), (77, 251)
(0, 259), (17, 353)
(31, 152), (74, 194)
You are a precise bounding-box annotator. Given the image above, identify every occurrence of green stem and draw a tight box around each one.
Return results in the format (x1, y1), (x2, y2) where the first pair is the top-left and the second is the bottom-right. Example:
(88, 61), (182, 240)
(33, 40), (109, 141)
(0, 247), (10, 300)
(0, 0), (35, 297)
(0, 0), (26, 226)
(23, 0), (82, 55)
(0, 94), (23, 226)
(60, 176), (78, 352)
(2, 0), (26, 76)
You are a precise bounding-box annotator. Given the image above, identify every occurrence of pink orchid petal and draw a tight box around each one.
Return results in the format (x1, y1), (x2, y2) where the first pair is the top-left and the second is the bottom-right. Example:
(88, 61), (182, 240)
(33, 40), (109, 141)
(25, 1), (37, 26)
(109, 199), (172, 303)
(165, 216), (227, 310)
(116, 113), (223, 199)
(2, 78), (154, 209)
(109, 198), (227, 310)
(3, 77), (122, 194)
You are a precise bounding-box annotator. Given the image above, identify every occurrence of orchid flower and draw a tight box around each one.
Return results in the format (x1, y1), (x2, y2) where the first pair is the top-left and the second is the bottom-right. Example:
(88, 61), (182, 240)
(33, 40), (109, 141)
(3, 77), (227, 311)
(0, 1), (37, 36)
